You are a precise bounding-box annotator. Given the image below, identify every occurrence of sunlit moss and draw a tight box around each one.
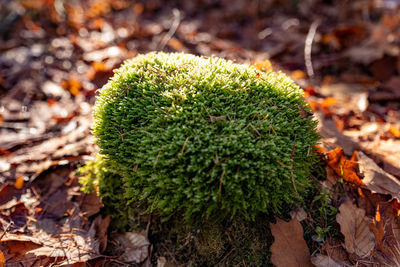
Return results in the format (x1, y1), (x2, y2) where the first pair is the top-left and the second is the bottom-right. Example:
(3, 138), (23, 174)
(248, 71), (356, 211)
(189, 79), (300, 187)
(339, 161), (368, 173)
(82, 51), (319, 223)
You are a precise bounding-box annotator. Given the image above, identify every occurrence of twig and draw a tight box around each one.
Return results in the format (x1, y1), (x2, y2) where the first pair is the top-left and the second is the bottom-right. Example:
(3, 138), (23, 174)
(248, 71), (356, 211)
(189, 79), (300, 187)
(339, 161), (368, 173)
(290, 134), (300, 197)
(304, 20), (319, 77)
(218, 167), (226, 202)
(159, 9), (181, 50)
(0, 222), (12, 241)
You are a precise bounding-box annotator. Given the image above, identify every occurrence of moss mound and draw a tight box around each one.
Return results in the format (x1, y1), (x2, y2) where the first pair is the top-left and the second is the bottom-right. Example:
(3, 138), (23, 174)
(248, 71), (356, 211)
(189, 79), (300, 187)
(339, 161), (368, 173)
(80, 52), (319, 264)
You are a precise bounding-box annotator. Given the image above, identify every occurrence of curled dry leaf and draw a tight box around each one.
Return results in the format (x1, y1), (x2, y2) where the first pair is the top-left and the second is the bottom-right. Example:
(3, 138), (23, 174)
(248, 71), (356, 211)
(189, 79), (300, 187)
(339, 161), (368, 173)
(357, 151), (400, 200)
(336, 201), (375, 257)
(270, 217), (312, 267)
(114, 231), (150, 263)
(326, 148), (365, 186)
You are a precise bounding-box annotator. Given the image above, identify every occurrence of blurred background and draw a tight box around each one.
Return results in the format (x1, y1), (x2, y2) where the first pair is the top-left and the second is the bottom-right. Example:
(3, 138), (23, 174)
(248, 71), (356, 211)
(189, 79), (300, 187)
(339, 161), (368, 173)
(1, 0), (400, 265)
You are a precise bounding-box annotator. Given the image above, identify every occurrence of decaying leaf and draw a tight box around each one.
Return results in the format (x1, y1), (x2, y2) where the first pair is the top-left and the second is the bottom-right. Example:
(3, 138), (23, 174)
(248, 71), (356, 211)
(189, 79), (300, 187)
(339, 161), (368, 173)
(336, 201), (375, 257)
(114, 231), (150, 263)
(270, 217), (312, 267)
(357, 151), (400, 200)
(311, 254), (343, 267)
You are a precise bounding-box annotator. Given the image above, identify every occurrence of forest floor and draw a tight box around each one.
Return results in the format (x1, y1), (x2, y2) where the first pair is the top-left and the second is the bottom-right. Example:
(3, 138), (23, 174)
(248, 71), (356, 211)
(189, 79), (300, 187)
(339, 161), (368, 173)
(1, 0), (400, 266)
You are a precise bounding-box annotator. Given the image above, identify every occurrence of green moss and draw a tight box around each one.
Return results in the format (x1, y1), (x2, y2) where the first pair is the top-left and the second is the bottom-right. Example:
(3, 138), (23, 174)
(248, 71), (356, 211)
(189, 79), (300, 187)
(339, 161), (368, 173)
(86, 52), (318, 222)
(80, 52), (320, 264)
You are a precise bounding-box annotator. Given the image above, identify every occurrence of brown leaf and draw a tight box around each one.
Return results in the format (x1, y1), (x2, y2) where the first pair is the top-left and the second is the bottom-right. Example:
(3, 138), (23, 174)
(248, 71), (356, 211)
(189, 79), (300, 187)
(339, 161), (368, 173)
(311, 254), (343, 267)
(357, 151), (400, 200)
(80, 192), (103, 217)
(114, 231), (150, 263)
(93, 215), (110, 253)
(336, 201), (375, 257)
(270, 217), (312, 267)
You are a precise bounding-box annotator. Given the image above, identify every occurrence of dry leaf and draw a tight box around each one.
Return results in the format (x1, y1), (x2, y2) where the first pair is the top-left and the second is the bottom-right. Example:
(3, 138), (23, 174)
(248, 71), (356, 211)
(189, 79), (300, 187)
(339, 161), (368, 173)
(316, 112), (360, 155)
(254, 59), (273, 72)
(311, 254), (343, 267)
(357, 151), (400, 200)
(114, 231), (150, 263)
(389, 125), (400, 138)
(319, 83), (369, 114)
(80, 192), (103, 217)
(290, 208), (307, 222)
(369, 204), (384, 251)
(291, 70), (307, 79)
(14, 176), (24, 189)
(326, 148), (364, 186)
(270, 217), (312, 267)
(336, 201), (375, 257)
(0, 250), (4, 267)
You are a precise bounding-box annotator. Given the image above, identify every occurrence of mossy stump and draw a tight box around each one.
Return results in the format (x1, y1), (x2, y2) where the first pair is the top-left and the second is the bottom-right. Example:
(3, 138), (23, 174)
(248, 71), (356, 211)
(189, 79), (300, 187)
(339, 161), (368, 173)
(80, 52), (319, 265)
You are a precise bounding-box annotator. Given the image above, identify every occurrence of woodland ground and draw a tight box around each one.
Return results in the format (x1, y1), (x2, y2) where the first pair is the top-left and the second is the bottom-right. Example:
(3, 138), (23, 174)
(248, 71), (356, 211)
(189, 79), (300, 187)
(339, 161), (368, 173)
(1, 0), (400, 266)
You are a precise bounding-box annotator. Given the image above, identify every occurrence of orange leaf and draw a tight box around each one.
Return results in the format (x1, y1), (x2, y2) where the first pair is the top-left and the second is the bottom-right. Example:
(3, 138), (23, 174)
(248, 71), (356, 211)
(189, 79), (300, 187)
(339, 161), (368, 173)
(321, 97), (337, 108)
(52, 113), (77, 123)
(389, 125), (400, 138)
(291, 70), (307, 79)
(46, 98), (57, 106)
(254, 59), (273, 72)
(0, 250), (4, 267)
(0, 148), (10, 155)
(14, 176), (24, 189)
(63, 77), (82, 96)
(133, 3), (144, 14)
(167, 38), (184, 50)
(314, 145), (327, 154)
(369, 204), (384, 250)
(391, 199), (400, 217)
(326, 148), (364, 186)
(306, 99), (319, 112)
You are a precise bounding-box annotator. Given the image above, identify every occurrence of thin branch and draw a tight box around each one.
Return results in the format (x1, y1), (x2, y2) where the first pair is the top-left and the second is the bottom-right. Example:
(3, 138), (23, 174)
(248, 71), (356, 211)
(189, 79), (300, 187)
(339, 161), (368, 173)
(290, 134), (300, 198)
(159, 9), (181, 50)
(304, 20), (319, 77)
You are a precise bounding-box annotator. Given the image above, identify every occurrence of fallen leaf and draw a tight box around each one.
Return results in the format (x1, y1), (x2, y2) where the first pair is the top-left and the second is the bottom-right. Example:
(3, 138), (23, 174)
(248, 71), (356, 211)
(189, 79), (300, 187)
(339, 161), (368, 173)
(167, 38), (184, 50)
(389, 125), (400, 138)
(321, 237), (350, 265)
(357, 151), (400, 200)
(79, 192), (103, 217)
(114, 231), (150, 263)
(311, 254), (343, 267)
(14, 176), (24, 189)
(316, 112), (360, 155)
(291, 70), (307, 79)
(369, 204), (384, 250)
(254, 59), (273, 72)
(0, 250), (4, 267)
(318, 83), (369, 114)
(270, 217), (312, 267)
(326, 148), (364, 186)
(93, 215), (110, 253)
(290, 208), (307, 222)
(336, 201), (375, 257)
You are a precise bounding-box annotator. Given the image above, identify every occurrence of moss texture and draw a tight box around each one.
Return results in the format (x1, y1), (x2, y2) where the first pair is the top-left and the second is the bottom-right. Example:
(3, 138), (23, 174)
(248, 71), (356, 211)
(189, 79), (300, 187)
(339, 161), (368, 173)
(80, 52), (320, 264)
